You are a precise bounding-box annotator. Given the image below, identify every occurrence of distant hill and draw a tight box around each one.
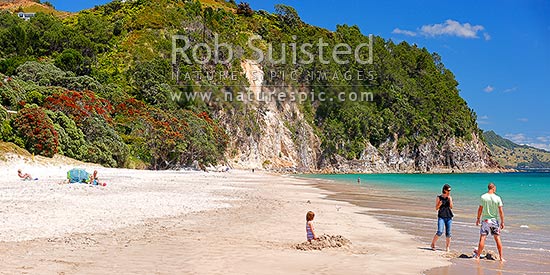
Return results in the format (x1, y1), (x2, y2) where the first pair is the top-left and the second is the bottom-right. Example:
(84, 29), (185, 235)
(0, 0), (69, 17)
(483, 130), (550, 169)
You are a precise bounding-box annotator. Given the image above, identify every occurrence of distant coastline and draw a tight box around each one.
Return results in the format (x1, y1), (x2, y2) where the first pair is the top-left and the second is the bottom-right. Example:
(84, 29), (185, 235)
(269, 166), (515, 175)
(516, 168), (550, 173)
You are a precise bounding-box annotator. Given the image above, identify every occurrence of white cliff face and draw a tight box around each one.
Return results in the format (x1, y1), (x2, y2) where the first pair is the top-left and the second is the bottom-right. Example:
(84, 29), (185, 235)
(221, 60), (320, 171)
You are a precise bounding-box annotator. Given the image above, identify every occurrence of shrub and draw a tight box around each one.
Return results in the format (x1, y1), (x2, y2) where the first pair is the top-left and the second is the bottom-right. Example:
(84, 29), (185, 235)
(16, 62), (104, 93)
(81, 116), (129, 167)
(13, 105), (58, 157)
(46, 110), (88, 160)
(274, 4), (301, 27)
(54, 49), (84, 74)
(16, 62), (66, 84)
(236, 2), (254, 17)
(0, 104), (7, 121)
(0, 76), (23, 108)
(0, 56), (34, 76)
(0, 120), (15, 142)
(128, 59), (172, 106)
(44, 90), (127, 166)
(25, 90), (45, 105)
(114, 98), (228, 169)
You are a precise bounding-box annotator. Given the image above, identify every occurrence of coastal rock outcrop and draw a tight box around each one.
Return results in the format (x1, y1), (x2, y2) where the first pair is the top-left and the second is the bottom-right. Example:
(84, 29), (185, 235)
(221, 60), (500, 173)
(319, 131), (498, 173)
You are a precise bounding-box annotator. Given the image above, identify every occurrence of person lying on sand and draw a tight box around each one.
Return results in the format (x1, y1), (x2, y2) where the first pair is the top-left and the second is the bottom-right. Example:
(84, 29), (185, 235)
(17, 169), (35, 181)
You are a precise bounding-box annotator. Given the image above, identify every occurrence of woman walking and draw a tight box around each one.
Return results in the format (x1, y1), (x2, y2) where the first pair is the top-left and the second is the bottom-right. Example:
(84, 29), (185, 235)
(431, 184), (454, 252)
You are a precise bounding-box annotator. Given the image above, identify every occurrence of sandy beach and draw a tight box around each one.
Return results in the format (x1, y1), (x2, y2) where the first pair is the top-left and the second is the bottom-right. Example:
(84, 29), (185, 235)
(0, 158), (450, 274)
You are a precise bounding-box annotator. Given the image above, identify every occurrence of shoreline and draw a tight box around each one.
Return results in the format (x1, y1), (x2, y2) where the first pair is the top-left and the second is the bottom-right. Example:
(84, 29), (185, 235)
(0, 164), (450, 274)
(265, 167), (516, 175)
(305, 173), (550, 275)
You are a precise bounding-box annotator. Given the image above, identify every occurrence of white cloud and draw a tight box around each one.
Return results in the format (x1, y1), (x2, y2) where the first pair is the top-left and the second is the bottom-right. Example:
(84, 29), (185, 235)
(517, 118), (529, 122)
(477, 115), (489, 125)
(503, 87), (518, 93)
(481, 85), (518, 94)
(504, 134), (550, 152)
(527, 143), (550, 152)
(392, 19), (489, 40)
(420, 19), (485, 38)
(505, 133), (528, 144)
(483, 85), (494, 92)
(392, 28), (417, 37)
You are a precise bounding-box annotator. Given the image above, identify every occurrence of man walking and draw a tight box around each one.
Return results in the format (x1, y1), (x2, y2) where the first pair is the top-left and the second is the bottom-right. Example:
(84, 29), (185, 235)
(475, 182), (505, 262)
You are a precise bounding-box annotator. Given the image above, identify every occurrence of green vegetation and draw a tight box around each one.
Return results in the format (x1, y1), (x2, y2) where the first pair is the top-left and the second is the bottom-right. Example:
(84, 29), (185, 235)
(483, 130), (550, 169)
(0, 0), (482, 169)
(483, 130), (517, 150)
(13, 104), (58, 157)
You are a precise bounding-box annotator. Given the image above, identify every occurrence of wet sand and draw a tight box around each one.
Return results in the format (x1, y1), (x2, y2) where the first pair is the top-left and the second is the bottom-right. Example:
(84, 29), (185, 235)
(311, 178), (550, 275)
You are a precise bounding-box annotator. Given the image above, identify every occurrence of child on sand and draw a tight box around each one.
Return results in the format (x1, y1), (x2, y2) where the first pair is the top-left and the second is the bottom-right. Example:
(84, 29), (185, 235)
(306, 211), (317, 242)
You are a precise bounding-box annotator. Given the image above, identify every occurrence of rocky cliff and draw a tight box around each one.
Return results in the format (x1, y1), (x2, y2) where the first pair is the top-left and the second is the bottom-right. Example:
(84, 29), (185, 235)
(221, 60), (321, 171)
(319, 132), (499, 173)
(222, 60), (500, 173)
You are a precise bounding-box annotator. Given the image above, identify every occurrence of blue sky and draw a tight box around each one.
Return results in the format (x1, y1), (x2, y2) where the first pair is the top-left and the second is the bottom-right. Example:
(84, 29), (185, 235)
(50, 0), (550, 150)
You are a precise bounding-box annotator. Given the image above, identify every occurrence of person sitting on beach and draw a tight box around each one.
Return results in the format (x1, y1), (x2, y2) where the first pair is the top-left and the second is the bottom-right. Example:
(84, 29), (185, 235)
(430, 184), (454, 252)
(306, 211), (317, 242)
(89, 170), (98, 184)
(88, 170), (106, 186)
(66, 168), (105, 186)
(17, 169), (34, 181)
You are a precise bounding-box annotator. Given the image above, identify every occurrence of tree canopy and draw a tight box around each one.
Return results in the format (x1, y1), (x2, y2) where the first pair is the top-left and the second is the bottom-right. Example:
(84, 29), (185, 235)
(0, 0), (482, 168)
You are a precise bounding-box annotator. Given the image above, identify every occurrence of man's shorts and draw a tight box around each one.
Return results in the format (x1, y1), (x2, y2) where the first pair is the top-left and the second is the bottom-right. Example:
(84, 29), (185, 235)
(480, 219), (501, 236)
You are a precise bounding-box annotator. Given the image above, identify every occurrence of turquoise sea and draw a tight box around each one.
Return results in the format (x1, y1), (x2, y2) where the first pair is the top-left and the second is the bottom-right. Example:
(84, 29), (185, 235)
(304, 173), (550, 274)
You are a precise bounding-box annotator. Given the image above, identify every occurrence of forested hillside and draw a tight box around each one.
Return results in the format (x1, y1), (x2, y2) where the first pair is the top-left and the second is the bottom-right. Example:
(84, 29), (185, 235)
(0, 0), (498, 172)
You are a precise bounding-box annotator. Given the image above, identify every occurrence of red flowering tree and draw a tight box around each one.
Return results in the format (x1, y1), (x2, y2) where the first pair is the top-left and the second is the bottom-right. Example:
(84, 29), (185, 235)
(115, 98), (228, 169)
(115, 98), (188, 169)
(44, 90), (128, 167)
(43, 90), (113, 124)
(13, 105), (59, 157)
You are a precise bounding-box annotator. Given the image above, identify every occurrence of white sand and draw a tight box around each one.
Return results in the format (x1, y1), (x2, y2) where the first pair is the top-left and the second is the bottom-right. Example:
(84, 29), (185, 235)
(1, 159), (232, 242)
(0, 158), (451, 274)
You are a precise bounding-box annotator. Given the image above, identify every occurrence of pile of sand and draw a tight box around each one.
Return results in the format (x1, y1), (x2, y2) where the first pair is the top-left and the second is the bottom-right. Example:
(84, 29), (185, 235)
(294, 234), (351, 250)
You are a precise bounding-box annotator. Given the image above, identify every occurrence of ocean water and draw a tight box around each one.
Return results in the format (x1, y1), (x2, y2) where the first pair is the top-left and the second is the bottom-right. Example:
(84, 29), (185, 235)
(303, 173), (550, 274)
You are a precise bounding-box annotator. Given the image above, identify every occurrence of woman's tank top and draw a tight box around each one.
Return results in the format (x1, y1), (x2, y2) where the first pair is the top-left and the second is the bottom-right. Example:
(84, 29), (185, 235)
(438, 195), (454, 218)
